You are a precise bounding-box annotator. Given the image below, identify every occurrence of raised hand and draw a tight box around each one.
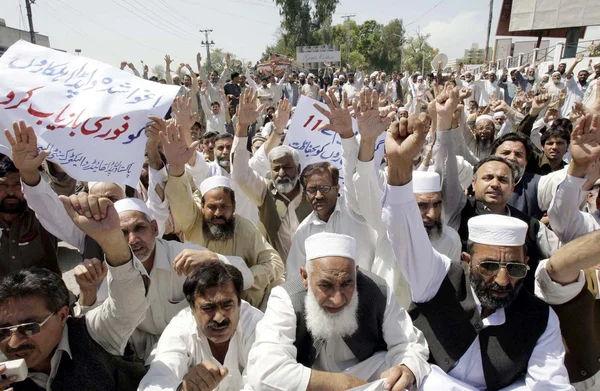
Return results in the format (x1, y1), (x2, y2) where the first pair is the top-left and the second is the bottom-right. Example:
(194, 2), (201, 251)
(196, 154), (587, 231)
(159, 121), (200, 176)
(225, 53), (231, 68)
(544, 107), (559, 123)
(386, 112), (430, 186)
(74, 257), (108, 292)
(146, 116), (168, 145)
(351, 88), (396, 141)
(143, 64), (149, 73)
(237, 88), (265, 130)
(172, 96), (198, 134)
(570, 101), (586, 124)
(313, 89), (353, 139)
(273, 98), (291, 134)
(127, 62), (135, 70)
(120, 61), (127, 70)
(59, 192), (119, 235)
(164, 55), (173, 67)
(435, 85), (460, 131)
(4, 121), (49, 175)
(530, 93), (551, 117)
(570, 114), (600, 168)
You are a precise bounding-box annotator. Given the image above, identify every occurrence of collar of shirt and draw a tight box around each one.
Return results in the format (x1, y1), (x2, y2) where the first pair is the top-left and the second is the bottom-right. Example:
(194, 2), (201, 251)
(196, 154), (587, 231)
(28, 323), (72, 388)
(152, 240), (173, 272)
(470, 286), (506, 327)
(307, 199), (341, 226)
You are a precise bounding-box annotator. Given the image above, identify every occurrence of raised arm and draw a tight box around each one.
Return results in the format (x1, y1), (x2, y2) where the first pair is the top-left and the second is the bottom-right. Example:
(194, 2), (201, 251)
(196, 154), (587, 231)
(383, 90), (454, 303)
(165, 55), (174, 85)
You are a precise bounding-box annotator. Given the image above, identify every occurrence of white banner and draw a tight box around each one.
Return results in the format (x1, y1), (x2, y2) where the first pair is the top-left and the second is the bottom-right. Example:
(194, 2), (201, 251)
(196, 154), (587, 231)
(0, 41), (179, 187)
(296, 51), (342, 63)
(284, 96), (385, 185)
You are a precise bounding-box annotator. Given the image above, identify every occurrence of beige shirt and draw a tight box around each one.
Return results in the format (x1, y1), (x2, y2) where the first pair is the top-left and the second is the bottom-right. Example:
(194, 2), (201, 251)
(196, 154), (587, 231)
(165, 173), (284, 307)
(301, 83), (319, 100)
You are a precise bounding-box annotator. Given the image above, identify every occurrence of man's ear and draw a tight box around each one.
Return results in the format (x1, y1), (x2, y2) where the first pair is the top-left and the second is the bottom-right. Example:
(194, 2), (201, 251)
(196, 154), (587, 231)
(152, 220), (159, 238)
(58, 306), (70, 326)
(461, 251), (472, 265)
(300, 267), (308, 289)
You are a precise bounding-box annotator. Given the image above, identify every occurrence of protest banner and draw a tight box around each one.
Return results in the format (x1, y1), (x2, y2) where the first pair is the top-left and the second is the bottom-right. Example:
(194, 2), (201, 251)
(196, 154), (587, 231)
(284, 95), (385, 185)
(0, 40), (179, 187)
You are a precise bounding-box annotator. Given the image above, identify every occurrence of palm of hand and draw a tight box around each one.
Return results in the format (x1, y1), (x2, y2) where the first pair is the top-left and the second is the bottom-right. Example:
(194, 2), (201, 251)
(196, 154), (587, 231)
(11, 142), (39, 171)
(571, 133), (600, 165)
(357, 110), (386, 139)
(328, 108), (352, 134)
(164, 138), (193, 166)
(238, 104), (260, 125)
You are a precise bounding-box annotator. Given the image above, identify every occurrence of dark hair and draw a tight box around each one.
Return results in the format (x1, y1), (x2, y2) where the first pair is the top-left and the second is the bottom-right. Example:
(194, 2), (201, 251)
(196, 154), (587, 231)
(300, 162), (340, 188)
(149, 76), (158, 81)
(201, 130), (220, 142)
(211, 101), (221, 107)
(214, 133), (233, 144)
(0, 268), (69, 313)
(473, 155), (519, 184)
(469, 101), (479, 108)
(541, 126), (571, 146)
(231, 72), (240, 80)
(491, 133), (534, 163)
(183, 260), (243, 305)
(201, 186), (236, 207)
(0, 159), (18, 178)
(210, 70), (219, 77)
(550, 118), (573, 133)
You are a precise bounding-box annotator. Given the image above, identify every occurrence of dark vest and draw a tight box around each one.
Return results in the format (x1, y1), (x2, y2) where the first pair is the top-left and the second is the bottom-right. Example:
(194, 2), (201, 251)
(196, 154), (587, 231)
(12, 316), (147, 391)
(258, 181), (312, 254)
(83, 235), (104, 261)
(508, 173), (544, 220)
(459, 197), (542, 293)
(551, 271), (600, 383)
(281, 270), (388, 367)
(409, 263), (549, 391)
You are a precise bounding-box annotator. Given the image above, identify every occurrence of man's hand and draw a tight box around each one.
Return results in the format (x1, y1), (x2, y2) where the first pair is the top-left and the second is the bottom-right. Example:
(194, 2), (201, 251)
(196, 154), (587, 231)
(570, 101), (586, 124)
(237, 88), (265, 131)
(569, 114), (600, 177)
(458, 87), (471, 102)
(381, 365), (416, 391)
(172, 96), (199, 135)
(312, 89), (354, 139)
(196, 53), (202, 68)
(180, 361), (228, 391)
(0, 363), (19, 390)
(143, 64), (149, 74)
(351, 89), (395, 142)
(120, 61), (127, 70)
(173, 249), (220, 276)
(127, 62), (135, 70)
(273, 98), (291, 135)
(146, 116), (167, 147)
(165, 55), (173, 67)
(435, 85), (459, 131)
(586, 77), (600, 115)
(386, 113), (430, 186)
(225, 53), (231, 69)
(75, 257), (108, 306)
(160, 121), (200, 177)
(4, 121), (49, 186)
(576, 53), (584, 64)
(544, 107), (559, 123)
(530, 93), (551, 117)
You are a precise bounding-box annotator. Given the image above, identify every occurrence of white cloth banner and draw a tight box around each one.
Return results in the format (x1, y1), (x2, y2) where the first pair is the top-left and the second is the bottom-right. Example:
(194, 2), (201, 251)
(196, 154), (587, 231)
(0, 40), (179, 187)
(284, 96), (385, 185)
(347, 379), (386, 391)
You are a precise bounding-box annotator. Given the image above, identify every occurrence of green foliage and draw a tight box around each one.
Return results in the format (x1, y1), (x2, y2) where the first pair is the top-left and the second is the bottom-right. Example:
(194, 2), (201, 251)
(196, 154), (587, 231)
(151, 64), (165, 79)
(403, 32), (438, 74)
(203, 49), (244, 75)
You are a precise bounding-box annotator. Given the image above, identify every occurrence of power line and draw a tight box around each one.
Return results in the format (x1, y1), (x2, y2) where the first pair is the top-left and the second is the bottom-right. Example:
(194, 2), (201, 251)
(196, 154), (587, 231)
(153, 0), (205, 28)
(200, 29), (215, 72)
(177, 0), (274, 25)
(405, 0), (446, 27)
(124, 0), (200, 40)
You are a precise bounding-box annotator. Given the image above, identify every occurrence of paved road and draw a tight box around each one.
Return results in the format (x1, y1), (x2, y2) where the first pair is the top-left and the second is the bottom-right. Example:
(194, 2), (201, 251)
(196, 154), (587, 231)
(58, 242), (82, 295)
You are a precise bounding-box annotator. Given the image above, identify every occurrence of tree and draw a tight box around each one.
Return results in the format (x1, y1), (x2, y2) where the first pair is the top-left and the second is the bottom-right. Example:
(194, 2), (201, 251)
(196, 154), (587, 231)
(151, 64), (165, 79)
(202, 49), (239, 76)
(273, 0), (339, 50)
(403, 31), (438, 74)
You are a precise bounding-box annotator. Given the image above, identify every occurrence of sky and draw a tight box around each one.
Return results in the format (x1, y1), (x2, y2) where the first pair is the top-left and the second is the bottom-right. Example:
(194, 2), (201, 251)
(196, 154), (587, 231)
(3, 0), (600, 73)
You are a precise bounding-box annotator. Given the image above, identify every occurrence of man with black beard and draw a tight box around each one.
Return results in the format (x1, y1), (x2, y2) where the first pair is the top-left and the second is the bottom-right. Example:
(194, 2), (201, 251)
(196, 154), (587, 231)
(0, 158), (61, 276)
(231, 93), (312, 262)
(382, 109), (572, 389)
(247, 232), (430, 391)
(163, 121), (283, 309)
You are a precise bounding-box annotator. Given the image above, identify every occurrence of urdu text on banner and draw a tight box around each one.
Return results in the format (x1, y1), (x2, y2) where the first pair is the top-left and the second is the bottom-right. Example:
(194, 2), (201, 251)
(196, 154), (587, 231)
(284, 95), (385, 185)
(0, 40), (179, 187)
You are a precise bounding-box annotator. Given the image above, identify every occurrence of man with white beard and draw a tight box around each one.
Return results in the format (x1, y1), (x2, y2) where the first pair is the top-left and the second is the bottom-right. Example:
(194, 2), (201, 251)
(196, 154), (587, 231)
(247, 232), (430, 391)
(231, 94), (312, 262)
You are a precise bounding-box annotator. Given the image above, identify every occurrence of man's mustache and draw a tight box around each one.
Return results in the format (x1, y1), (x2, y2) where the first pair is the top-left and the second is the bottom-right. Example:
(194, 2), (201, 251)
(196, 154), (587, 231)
(208, 319), (230, 329)
(6, 344), (36, 353)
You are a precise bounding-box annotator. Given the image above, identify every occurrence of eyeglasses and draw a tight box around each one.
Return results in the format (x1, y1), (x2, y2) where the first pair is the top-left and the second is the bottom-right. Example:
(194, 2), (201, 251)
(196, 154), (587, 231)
(477, 261), (530, 279)
(0, 312), (55, 340)
(305, 185), (335, 195)
(476, 125), (495, 131)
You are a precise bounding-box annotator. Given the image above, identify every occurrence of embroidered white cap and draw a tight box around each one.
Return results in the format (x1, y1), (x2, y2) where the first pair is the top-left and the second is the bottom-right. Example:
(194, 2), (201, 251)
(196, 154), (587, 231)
(398, 106), (408, 113)
(88, 182), (126, 193)
(413, 171), (441, 193)
(199, 176), (233, 195)
(114, 198), (153, 220)
(493, 111), (506, 118)
(468, 215), (528, 247)
(370, 71), (379, 78)
(475, 115), (494, 125)
(305, 232), (356, 262)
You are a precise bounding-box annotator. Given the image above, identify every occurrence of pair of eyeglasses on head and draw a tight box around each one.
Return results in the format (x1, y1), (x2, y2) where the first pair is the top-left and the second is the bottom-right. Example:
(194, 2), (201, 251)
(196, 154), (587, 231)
(0, 312), (55, 340)
(477, 261), (530, 279)
(305, 185), (335, 195)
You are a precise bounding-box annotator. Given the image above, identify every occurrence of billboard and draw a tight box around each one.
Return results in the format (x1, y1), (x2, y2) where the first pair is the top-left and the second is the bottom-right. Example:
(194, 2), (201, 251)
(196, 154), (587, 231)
(296, 45), (341, 65)
(509, 0), (600, 31)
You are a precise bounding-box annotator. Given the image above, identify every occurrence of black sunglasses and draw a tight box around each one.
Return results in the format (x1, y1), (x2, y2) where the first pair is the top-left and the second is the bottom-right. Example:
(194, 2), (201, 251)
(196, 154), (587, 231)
(477, 261), (529, 279)
(0, 312), (55, 340)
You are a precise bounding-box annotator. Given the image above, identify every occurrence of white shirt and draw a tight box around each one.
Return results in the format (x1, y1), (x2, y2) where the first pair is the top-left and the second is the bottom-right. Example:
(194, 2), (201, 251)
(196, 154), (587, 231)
(29, 258), (149, 389)
(138, 302), (263, 391)
(246, 285), (430, 391)
(473, 80), (504, 106)
(186, 151), (259, 226)
(300, 83), (319, 100)
(342, 71), (364, 101)
(76, 238), (253, 362)
(382, 181), (574, 390)
(200, 94), (227, 134)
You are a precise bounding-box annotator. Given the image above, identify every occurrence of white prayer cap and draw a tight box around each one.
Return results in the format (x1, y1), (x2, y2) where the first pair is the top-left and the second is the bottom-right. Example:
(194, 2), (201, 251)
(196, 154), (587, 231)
(370, 71), (379, 78)
(299, 72), (306, 77)
(114, 198), (154, 221)
(171, 73), (180, 79)
(465, 71), (473, 75)
(398, 106), (408, 112)
(468, 215), (528, 247)
(475, 115), (494, 125)
(307, 73), (315, 79)
(552, 71), (561, 77)
(417, 75), (423, 80)
(305, 232), (356, 262)
(88, 181), (126, 193)
(493, 111), (506, 118)
(199, 176), (233, 195)
(413, 171), (441, 193)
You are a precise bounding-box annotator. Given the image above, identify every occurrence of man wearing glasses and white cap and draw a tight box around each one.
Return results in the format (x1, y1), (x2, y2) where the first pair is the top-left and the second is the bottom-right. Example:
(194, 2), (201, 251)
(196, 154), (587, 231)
(382, 109), (572, 390)
(247, 232), (430, 391)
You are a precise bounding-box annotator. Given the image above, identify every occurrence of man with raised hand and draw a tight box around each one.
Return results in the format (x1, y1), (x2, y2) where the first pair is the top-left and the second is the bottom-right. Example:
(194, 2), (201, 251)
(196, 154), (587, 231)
(382, 95), (573, 390)
(247, 232), (430, 391)
(231, 91), (312, 262)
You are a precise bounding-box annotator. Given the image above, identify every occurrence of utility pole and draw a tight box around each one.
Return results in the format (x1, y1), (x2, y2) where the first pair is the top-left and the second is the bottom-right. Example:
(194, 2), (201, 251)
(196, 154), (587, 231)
(25, 0), (36, 44)
(199, 29), (215, 73)
(341, 14), (355, 67)
(484, 0), (493, 63)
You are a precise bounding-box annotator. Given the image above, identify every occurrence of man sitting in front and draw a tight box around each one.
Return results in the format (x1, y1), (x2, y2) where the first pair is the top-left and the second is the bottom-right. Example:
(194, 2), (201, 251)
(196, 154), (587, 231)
(139, 260), (263, 391)
(247, 232), (430, 391)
